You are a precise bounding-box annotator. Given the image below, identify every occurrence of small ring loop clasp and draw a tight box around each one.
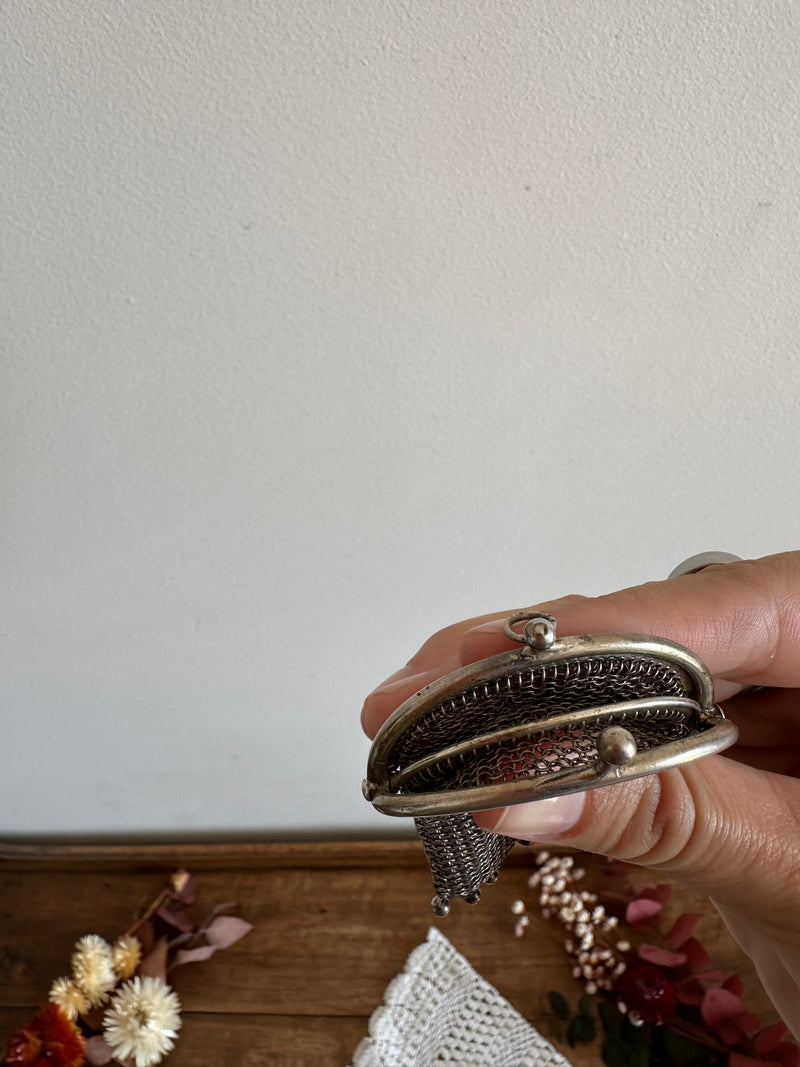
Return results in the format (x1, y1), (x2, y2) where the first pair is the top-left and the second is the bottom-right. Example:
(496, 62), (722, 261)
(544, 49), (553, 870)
(502, 611), (557, 650)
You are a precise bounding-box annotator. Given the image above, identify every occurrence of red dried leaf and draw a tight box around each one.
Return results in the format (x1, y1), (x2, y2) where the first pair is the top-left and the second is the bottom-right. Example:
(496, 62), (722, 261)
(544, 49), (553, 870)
(638, 944), (687, 968)
(205, 915), (253, 949)
(173, 944), (218, 967)
(682, 936), (711, 971)
(701, 987), (748, 1027)
(626, 898), (664, 926)
(773, 1042), (800, 1067)
(723, 974), (745, 997)
(139, 937), (169, 981)
(675, 976), (705, 1005)
(639, 884), (672, 905)
(718, 1018), (746, 1045)
(664, 912), (701, 948)
(84, 1035), (113, 1065)
(738, 1013), (763, 1037)
(757, 1024), (791, 1055)
(156, 904), (195, 933)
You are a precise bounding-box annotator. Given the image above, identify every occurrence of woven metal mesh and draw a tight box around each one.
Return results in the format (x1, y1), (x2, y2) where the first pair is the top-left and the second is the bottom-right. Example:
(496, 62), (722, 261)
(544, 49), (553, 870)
(395, 654), (696, 909)
(414, 813), (515, 905)
(391, 656), (691, 793)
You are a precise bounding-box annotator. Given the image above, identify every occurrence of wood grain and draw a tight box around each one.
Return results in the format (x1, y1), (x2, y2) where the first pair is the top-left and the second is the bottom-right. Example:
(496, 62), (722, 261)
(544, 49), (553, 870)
(0, 839), (779, 1066)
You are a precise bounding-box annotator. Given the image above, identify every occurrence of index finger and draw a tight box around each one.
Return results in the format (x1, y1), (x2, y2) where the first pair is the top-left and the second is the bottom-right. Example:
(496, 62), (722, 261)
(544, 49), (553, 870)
(460, 552), (800, 686)
(361, 551), (800, 738)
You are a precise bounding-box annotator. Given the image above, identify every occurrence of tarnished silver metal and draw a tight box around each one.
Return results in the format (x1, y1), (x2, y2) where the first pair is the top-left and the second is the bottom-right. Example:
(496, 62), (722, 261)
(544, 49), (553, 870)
(364, 606), (738, 913)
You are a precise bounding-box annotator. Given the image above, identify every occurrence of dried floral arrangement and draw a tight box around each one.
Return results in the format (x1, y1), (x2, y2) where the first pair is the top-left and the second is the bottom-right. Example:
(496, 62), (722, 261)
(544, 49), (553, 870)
(3, 870), (252, 1067)
(513, 850), (800, 1067)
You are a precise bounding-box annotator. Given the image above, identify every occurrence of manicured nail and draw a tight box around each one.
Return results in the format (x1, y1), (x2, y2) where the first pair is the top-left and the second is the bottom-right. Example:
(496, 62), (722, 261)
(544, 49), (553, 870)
(365, 670), (433, 700)
(360, 671), (437, 735)
(479, 793), (585, 841)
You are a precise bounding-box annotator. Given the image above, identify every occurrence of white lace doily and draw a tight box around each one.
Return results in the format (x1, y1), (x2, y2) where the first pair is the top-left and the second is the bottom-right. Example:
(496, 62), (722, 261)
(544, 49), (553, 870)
(349, 927), (574, 1067)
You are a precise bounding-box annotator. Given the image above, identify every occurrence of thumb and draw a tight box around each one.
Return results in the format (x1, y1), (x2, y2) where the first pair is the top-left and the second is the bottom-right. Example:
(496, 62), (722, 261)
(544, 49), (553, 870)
(474, 755), (800, 929)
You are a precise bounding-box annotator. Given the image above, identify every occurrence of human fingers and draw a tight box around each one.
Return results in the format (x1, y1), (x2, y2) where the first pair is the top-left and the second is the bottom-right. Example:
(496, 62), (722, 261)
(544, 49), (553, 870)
(459, 552), (800, 688)
(474, 757), (800, 936)
(364, 552), (800, 737)
(360, 596), (581, 737)
(360, 657), (461, 738)
(466, 553), (800, 908)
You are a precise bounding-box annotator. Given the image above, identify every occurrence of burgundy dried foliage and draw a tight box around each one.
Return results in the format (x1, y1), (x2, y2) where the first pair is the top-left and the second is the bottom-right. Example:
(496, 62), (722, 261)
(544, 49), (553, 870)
(172, 945), (218, 968)
(724, 975), (746, 998)
(205, 916), (253, 950)
(701, 987), (749, 1029)
(169, 870), (198, 906)
(664, 911), (701, 947)
(534, 855), (800, 1065)
(755, 1023), (790, 1055)
(681, 936), (711, 971)
(637, 943), (688, 969)
(625, 897), (664, 928)
(675, 975), (705, 1006)
(773, 1043), (800, 1067)
(156, 905), (194, 934)
(638, 883), (672, 906)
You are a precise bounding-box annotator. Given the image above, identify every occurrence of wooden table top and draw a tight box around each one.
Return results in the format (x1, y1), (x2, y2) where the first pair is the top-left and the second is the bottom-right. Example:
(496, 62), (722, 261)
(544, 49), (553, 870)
(0, 838), (777, 1066)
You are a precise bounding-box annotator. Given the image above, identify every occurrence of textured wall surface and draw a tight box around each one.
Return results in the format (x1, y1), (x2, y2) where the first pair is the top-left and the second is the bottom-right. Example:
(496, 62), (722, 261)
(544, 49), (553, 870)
(3, 1), (799, 835)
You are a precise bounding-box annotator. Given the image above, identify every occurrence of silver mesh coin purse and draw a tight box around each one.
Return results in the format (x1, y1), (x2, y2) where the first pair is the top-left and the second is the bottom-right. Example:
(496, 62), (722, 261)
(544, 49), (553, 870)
(363, 612), (737, 915)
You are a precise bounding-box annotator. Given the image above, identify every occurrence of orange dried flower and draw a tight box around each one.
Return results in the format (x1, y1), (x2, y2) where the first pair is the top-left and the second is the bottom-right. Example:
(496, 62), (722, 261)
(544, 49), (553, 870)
(4, 1003), (85, 1066)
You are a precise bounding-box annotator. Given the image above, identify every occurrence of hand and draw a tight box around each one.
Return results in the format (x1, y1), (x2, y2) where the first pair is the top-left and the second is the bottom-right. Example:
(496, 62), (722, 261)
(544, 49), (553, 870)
(361, 551), (800, 1034)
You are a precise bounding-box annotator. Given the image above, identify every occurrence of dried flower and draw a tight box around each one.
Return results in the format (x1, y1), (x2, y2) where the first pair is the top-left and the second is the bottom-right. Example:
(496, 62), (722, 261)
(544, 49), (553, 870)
(70, 935), (116, 1007)
(524, 849), (800, 1065)
(519, 850), (625, 994)
(4, 1003), (85, 1066)
(103, 976), (181, 1067)
(112, 935), (142, 980)
(48, 978), (89, 1022)
(617, 963), (677, 1023)
(3, 870), (252, 1067)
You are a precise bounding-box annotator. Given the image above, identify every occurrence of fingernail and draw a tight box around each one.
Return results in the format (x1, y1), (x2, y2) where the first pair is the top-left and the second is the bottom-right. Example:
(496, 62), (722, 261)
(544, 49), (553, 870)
(477, 793), (585, 841)
(360, 671), (436, 735)
(365, 670), (432, 701)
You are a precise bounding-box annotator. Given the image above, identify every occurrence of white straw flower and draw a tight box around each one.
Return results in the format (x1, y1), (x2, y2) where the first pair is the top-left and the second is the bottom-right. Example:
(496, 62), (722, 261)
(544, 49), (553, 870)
(112, 934), (142, 979)
(103, 975), (182, 1067)
(71, 934), (117, 1006)
(48, 975), (90, 1020)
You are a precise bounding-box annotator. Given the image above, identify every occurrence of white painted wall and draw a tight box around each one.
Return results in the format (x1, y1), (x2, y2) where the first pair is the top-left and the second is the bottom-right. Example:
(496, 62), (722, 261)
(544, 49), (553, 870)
(3, 1), (799, 837)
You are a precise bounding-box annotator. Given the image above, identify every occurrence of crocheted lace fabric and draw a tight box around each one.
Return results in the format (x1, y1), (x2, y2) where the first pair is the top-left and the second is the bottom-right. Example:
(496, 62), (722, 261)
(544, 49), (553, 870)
(350, 927), (573, 1067)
